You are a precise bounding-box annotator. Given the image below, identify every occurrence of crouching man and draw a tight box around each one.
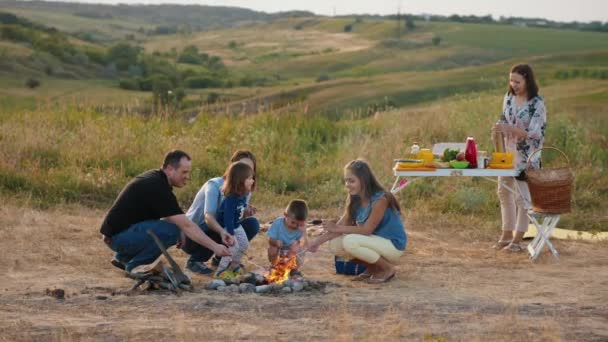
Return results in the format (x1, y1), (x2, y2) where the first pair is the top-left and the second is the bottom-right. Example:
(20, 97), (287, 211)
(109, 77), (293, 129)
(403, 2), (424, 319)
(100, 150), (230, 276)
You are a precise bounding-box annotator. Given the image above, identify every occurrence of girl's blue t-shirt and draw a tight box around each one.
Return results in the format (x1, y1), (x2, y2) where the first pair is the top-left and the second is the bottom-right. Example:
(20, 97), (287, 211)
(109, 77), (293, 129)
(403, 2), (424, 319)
(355, 191), (407, 250)
(217, 194), (247, 235)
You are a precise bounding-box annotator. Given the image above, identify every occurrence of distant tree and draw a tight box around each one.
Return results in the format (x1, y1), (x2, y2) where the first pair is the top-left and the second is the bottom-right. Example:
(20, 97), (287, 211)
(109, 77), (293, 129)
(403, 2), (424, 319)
(432, 36), (441, 46)
(344, 24), (353, 32)
(177, 45), (202, 64)
(152, 75), (173, 106)
(25, 78), (40, 89)
(228, 40), (238, 49)
(107, 43), (141, 71)
(405, 16), (416, 30)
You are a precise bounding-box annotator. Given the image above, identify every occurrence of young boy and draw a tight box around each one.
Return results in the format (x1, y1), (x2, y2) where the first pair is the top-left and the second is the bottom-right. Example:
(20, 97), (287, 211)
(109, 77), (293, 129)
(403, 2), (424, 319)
(267, 199), (308, 277)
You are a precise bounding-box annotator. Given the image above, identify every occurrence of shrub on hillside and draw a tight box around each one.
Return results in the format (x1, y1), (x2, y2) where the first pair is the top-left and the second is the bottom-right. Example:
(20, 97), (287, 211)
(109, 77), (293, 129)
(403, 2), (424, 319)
(344, 24), (353, 32)
(25, 78), (40, 89)
(316, 72), (330, 82)
(118, 78), (139, 90)
(207, 92), (220, 104)
(432, 36), (441, 46)
(185, 76), (222, 89)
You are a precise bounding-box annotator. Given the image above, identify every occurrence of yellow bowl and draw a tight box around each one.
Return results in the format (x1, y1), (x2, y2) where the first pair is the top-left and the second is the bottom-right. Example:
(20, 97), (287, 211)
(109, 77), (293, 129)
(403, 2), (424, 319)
(491, 152), (513, 166)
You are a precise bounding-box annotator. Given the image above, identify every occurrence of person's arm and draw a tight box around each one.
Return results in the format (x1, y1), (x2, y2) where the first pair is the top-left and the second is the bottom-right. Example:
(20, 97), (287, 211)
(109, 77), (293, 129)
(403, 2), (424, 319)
(243, 193), (257, 218)
(165, 214), (230, 257)
(222, 196), (238, 236)
(202, 181), (234, 246)
(307, 214), (348, 252)
(299, 233), (309, 250)
(324, 197), (388, 236)
(268, 238), (283, 248)
(523, 99), (546, 141)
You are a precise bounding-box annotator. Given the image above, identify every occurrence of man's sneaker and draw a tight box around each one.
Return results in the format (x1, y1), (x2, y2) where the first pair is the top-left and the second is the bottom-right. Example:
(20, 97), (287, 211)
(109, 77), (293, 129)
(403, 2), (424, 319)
(111, 257), (126, 270)
(127, 256), (164, 278)
(186, 260), (213, 275)
(213, 268), (235, 281)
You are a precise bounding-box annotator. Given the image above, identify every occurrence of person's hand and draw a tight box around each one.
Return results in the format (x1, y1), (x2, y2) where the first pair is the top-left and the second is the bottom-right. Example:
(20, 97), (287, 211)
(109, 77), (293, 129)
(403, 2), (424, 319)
(221, 231), (235, 246)
(213, 243), (231, 257)
(243, 205), (257, 218)
(322, 220), (339, 233)
(275, 240), (283, 249)
(176, 232), (186, 249)
(288, 243), (299, 254)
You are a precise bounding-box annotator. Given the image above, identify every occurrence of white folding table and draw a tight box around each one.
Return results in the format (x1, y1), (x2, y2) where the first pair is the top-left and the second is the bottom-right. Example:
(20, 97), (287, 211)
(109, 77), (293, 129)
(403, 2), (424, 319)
(390, 166), (560, 261)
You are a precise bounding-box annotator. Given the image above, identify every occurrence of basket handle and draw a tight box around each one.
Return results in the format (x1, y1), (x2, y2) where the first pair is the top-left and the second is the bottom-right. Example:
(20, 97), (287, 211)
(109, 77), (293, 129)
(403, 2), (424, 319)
(526, 146), (570, 170)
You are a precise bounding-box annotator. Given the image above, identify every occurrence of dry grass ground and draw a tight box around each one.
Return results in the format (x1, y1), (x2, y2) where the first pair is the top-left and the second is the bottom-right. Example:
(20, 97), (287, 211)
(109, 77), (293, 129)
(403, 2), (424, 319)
(0, 203), (606, 341)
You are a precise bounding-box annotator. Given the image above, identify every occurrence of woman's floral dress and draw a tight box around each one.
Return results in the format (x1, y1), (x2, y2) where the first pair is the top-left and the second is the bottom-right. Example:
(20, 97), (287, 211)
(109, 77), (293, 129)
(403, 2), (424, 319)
(498, 93), (546, 170)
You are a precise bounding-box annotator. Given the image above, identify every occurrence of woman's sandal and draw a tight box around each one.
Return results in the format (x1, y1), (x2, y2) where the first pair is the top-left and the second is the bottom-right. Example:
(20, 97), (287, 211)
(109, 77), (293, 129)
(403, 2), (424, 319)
(366, 272), (396, 284)
(351, 272), (372, 282)
(492, 240), (511, 249)
(503, 242), (524, 252)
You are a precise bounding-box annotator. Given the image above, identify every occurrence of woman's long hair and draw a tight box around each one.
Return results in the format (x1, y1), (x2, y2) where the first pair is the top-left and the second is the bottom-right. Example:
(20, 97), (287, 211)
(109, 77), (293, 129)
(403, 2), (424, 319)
(509, 64), (539, 100)
(343, 159), (401, 225)
(222, 162), (253, 197)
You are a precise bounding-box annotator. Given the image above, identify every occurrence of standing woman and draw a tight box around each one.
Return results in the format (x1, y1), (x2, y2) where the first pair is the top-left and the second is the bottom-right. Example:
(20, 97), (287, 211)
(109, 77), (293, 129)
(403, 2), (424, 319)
(308, 159), (407, 284)
(493, 64), (546, 252)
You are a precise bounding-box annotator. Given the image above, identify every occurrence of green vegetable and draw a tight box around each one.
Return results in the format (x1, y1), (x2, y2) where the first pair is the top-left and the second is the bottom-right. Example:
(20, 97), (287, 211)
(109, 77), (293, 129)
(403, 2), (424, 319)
(442, 148), (460, 162)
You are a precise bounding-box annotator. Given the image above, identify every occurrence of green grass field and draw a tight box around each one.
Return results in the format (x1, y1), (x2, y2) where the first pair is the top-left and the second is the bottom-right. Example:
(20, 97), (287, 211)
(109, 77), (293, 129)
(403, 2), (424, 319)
(1, 13), (607, 231)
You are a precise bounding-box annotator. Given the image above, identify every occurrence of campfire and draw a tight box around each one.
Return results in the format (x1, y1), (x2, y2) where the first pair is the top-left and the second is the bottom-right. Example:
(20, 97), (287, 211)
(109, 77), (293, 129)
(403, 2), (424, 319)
(204, 255), (332, 295)
(264, 256), (298, 284)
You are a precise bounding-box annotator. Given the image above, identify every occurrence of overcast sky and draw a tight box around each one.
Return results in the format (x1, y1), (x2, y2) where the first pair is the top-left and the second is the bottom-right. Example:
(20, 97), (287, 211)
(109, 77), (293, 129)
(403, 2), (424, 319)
(53, 0), (608, 23)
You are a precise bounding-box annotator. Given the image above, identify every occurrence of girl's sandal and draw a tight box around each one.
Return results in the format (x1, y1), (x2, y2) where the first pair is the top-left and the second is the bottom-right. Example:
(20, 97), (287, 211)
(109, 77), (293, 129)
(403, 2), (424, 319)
(492, 240), (511, 249)
(351, 272), (372, 282)
(503, 243), (524, 252)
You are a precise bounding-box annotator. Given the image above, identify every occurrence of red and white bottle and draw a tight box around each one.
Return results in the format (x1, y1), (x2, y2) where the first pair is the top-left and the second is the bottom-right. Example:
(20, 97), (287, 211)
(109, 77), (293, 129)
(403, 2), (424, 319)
(465, 136), (477, 168)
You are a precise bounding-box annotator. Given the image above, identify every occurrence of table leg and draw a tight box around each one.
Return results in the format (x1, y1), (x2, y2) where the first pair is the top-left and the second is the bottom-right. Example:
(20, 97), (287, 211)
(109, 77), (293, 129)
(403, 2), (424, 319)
(391, 177), (412, 194)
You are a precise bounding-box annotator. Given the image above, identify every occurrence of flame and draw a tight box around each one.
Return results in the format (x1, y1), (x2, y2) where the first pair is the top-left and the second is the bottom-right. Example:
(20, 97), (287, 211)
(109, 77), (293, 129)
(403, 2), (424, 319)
(264, 256), (297, 284)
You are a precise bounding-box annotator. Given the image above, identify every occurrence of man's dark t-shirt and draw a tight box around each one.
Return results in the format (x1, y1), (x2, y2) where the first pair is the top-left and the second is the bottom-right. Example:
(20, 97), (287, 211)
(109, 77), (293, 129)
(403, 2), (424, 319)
(100, 169), (183, 237)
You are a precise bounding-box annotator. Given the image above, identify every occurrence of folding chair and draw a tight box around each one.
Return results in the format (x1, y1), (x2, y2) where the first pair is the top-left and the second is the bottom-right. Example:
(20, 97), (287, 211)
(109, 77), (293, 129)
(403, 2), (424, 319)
(503, 180), (561, 262)
(526, 211), (560, 261)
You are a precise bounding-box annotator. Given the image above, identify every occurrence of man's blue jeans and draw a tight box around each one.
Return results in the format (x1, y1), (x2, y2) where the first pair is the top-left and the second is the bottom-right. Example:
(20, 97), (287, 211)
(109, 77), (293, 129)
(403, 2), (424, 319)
(108, 220), (180, 272)
(182, 216), (260, 263)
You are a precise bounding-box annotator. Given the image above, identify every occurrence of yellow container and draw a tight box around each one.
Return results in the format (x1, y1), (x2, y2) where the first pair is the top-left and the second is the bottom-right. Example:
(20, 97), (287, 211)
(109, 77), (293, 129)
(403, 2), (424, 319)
(418, 149), (434, 164)
(397, 160), (424, 169)
(490, 152), (514, 166)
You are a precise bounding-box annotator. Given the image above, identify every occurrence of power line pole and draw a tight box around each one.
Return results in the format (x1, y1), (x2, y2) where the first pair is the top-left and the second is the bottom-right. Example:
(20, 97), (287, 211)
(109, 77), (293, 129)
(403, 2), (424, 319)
(396, 0), (402, 39)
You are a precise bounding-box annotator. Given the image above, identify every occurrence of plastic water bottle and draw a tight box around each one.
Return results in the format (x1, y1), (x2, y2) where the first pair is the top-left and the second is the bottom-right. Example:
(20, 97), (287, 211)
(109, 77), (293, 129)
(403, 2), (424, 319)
(410, 142), (420, 158)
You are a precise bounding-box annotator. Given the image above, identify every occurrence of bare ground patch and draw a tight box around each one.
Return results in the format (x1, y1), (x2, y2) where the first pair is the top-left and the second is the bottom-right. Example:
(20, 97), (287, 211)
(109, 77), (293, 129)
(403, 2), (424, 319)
(0, 204), (606, 341)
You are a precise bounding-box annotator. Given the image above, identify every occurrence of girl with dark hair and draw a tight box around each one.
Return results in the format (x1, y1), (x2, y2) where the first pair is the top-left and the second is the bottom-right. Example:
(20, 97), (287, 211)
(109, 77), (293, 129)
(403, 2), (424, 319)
(308, 159), (407, 284)
(214, 162), (255, 279)
(493, 64), (546, 252)
(182, 150), (260, 275)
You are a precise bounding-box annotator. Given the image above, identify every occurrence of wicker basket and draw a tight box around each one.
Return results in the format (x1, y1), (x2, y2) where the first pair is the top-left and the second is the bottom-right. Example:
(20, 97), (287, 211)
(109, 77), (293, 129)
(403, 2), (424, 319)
(525, 147), (574, 214)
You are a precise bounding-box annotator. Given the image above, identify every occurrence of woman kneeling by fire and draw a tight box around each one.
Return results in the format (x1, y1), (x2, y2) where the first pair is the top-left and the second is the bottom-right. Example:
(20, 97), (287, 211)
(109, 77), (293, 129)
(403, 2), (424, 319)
(307, 159), (407, 284)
